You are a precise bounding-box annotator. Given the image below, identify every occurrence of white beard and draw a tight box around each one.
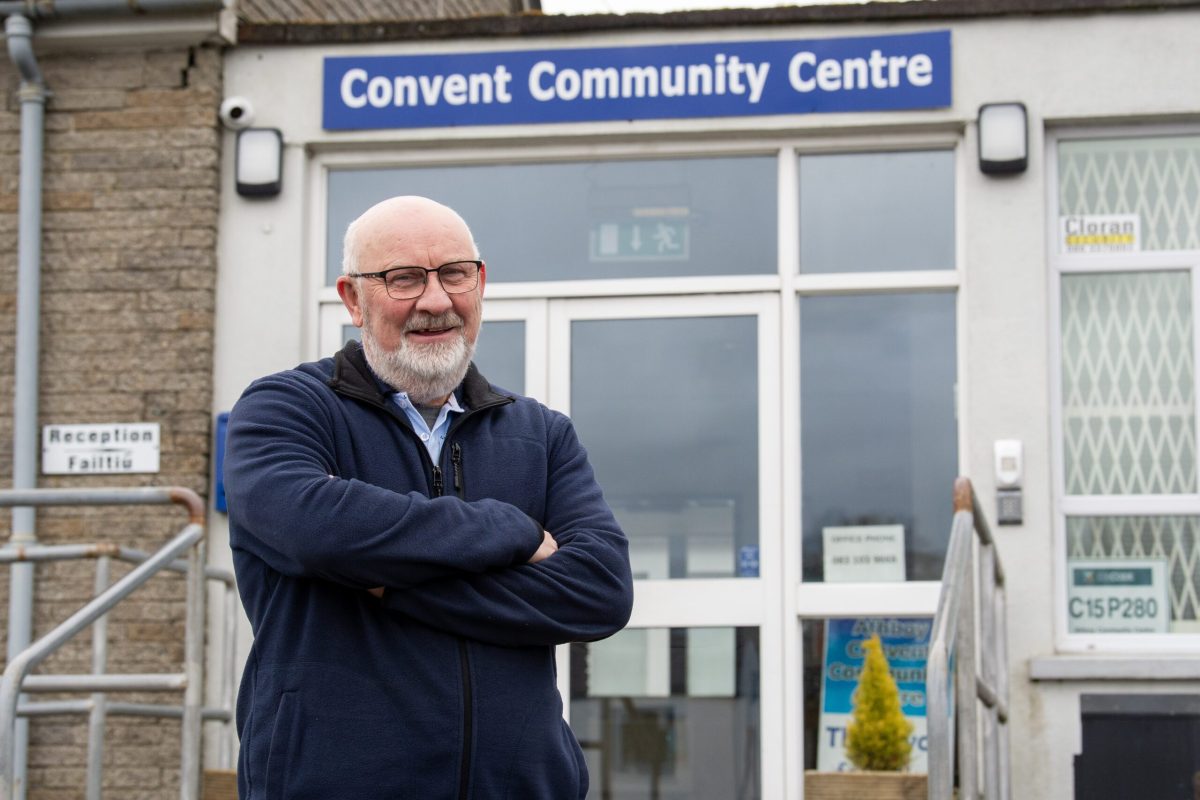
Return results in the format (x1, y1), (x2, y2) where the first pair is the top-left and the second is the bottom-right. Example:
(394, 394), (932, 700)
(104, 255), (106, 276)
(360, 310), (475, 404)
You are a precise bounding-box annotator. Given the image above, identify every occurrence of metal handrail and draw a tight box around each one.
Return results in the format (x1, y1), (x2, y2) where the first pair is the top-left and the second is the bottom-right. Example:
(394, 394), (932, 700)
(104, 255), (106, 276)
(0, 487), (235, 800)
(926, 477), (1010, 800)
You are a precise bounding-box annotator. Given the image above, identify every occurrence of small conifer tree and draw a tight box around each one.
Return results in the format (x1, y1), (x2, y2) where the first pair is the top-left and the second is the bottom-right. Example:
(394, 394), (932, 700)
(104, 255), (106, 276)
(845, 633), (913, 771)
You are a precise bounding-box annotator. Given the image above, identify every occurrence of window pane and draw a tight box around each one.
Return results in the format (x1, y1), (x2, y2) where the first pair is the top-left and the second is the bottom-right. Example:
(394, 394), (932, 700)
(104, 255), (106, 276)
(798, 151), (955, 273)
(474, 320), (524, 396)
(1061, 271), (1196, 495)
(1059, 135), (1200, 252)
(801, 618), (933, 773)
(1067, 516), (1200, 634)
(571, 316), (759, 580)
(801, 293), (957, 581)
(570, 627), (760, 799)
(326, 156), (776, 285)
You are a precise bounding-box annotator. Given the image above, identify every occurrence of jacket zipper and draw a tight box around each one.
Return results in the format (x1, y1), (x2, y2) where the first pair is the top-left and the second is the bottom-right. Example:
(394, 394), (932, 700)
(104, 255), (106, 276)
(330, 360), (500, 798)
(433, 446), (472, 800)
(451, 442), (464, 496)
(457, 641), (473, 800)
(333, 378), (490, 799)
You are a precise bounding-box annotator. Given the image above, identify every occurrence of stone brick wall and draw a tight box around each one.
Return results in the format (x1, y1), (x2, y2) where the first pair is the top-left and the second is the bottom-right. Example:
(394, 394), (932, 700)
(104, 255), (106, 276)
(0, 41), (222, 799)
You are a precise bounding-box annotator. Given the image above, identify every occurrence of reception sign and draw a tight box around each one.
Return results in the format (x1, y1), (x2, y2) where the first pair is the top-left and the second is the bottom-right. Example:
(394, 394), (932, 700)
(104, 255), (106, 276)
(42, 423), (161, 474)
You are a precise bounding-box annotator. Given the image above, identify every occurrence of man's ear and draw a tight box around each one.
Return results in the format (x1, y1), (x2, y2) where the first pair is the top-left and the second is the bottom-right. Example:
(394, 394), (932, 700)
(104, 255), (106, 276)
(336, 276), (365, 328)
(478, 261), (486, 297)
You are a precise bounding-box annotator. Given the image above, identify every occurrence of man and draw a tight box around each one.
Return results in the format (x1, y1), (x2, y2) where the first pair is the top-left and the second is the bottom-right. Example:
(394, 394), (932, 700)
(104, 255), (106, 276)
(224, 196), (634, 800)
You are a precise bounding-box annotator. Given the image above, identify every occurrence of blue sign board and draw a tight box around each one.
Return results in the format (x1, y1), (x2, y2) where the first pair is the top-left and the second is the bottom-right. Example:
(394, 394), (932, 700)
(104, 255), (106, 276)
(323, 30), (951, 130)
(818, 617), (933, 772)
(213, 411), (229, 513)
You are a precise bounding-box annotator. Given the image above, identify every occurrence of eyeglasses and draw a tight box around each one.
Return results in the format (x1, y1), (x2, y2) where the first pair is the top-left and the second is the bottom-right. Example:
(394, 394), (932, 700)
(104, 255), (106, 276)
(346, 260), (482, 300)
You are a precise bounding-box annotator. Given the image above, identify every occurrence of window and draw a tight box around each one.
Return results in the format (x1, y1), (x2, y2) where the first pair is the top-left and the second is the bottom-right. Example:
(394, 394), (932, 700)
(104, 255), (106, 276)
(1053, 131), (1200, 641)
(570, 627), (760, 800)
(1060, 271), (1194, 497)
(800, 292), (958, 582)
(796, 150), (959, 582)
(798, 150), (955, 273)
(571, 314), (760, 581)
(325, 155), (777, 285)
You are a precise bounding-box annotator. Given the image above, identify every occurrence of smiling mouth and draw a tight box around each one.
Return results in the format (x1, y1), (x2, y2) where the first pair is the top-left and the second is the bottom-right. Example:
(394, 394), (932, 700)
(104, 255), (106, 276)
(405, 312), (464, 340)
(409, 326), (456, 338)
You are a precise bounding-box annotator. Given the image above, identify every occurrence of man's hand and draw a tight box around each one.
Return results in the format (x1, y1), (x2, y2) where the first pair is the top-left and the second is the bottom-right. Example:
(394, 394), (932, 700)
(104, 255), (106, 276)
(368, 586), (385, 598)
(528, 530), (558, 564)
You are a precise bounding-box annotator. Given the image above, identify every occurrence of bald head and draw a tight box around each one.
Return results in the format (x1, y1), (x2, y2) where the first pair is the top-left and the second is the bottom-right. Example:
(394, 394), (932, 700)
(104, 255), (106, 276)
(342, 196), (480, 276)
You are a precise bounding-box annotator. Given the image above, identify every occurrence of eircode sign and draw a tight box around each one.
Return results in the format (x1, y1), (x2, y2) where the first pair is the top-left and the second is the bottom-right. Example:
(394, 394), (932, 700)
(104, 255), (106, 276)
(1067, 559), (1169, 634)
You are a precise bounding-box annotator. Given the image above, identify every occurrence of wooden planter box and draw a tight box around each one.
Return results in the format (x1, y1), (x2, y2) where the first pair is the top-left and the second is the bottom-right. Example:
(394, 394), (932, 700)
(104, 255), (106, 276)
(804, 770), (928, 800)
(203, 770), (238, 800)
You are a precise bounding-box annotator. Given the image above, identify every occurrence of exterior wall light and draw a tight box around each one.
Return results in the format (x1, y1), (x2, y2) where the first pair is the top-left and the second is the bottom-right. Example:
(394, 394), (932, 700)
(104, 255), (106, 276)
(977, 102), (1028, 175)
(235, 127), (283, 197)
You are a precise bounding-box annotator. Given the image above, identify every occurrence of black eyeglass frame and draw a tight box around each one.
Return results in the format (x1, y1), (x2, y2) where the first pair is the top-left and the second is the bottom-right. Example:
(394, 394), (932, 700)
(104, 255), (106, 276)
(346, 260), (483, 300)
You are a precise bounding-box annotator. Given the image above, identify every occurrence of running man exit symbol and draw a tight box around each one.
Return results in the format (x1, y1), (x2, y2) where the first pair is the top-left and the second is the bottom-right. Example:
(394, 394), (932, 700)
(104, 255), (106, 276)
(590, 220), (689, 262)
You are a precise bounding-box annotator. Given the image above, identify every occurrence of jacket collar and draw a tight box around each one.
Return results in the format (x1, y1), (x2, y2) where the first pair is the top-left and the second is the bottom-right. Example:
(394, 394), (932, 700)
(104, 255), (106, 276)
(328, 339), (512, 411)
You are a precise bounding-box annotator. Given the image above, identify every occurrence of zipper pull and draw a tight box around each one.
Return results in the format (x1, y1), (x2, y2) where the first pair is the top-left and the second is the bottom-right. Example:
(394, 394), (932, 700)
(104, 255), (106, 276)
(452, 443), (463, 494)
(432, 465), (444, 497)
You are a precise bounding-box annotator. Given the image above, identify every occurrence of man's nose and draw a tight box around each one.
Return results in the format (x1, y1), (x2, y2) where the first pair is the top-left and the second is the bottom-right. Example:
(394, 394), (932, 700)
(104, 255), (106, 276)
(415, 272), (453, 313)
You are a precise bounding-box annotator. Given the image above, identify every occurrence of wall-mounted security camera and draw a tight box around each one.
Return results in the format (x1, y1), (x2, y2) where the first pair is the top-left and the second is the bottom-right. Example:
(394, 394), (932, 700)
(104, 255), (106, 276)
(219, 96), (255, 130)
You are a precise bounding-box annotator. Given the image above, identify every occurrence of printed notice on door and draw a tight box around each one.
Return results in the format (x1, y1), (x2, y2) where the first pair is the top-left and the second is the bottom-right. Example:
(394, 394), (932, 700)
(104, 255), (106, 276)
(823, 524), (906, 583)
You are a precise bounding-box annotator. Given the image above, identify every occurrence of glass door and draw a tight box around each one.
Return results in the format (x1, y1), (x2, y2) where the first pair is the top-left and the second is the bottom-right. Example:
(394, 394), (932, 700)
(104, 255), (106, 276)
(477, 298), (548, 403)
(549, 293), (783, 800)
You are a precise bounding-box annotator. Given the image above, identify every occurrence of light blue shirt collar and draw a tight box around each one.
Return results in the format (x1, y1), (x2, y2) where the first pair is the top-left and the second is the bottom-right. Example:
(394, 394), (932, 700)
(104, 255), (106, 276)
(390, 392), (464, 463)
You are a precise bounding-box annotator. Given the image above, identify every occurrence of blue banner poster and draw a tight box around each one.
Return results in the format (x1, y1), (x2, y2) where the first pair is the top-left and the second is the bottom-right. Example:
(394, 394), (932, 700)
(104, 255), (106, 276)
(817, 617), (932, 773)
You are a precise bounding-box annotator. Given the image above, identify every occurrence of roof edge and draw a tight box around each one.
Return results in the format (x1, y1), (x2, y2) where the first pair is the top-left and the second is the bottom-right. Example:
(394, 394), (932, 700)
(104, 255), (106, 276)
(237, 0), (1200, 45)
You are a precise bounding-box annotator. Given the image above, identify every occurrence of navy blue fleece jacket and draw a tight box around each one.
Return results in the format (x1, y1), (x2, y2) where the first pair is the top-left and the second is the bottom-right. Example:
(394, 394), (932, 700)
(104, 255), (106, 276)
(224, 341), (633, 800)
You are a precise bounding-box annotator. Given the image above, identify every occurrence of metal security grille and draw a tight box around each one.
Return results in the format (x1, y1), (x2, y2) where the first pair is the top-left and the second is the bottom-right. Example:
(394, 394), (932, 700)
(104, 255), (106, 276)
(1060, 271), (1196, 496)
(1059, 135), (1200, 251)
(1067, 516), (1200, 623)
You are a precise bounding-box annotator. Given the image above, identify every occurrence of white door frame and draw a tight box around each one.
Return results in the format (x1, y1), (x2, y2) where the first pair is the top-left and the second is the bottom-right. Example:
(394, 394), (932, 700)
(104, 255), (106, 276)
(545, 292), (785, 800)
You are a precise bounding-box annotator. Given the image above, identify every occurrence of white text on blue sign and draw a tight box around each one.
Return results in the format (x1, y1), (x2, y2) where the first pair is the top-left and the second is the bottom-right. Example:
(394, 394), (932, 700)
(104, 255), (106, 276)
(323, 30), (951, 130)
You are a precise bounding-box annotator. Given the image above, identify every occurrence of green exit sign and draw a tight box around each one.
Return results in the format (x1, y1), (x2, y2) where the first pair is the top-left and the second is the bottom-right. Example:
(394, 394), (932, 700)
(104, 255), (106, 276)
(590, 220), (690, 262)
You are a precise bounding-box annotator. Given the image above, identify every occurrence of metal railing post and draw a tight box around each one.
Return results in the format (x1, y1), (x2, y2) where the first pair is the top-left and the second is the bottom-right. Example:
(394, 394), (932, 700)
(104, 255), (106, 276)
(926, 478), (1009, 800)
(180, 538), (206, 800)
(979, 542), (998, 800)
(220, 585), (238, 769)
(927, 506), (973, 800)
(955, 529), (978, 800)
(925, 636), (955, 799)
(995, 579), (1011, 800)
(86, 556), (110, 800)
